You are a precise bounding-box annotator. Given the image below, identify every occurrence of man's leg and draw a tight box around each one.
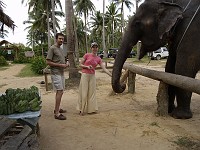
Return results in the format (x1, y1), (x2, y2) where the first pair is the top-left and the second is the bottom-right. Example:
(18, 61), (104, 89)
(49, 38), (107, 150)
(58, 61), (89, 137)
(54, 90), (66, 120)
(54, 90), (63, 115)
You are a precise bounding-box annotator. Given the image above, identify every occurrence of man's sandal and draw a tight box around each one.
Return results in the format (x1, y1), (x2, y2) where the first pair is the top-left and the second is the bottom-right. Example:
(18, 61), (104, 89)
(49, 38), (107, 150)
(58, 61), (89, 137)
(54, 109), (67, 114)
(59, 109), (67, 113)
(54, 114), (66, 120)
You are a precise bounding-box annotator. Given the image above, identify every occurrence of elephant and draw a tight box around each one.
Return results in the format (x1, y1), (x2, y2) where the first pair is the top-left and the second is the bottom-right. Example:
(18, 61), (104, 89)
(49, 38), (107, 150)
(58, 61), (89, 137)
(112, 0), (200, 119)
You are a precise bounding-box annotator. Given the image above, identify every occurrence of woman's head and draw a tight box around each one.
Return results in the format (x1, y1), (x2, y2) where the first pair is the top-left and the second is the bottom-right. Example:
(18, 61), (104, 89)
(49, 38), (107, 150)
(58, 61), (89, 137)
(91, 42), (98, 54)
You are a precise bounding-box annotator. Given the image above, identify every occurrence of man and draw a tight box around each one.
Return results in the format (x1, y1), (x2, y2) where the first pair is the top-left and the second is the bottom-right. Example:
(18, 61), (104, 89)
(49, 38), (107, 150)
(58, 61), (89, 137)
(46, 33), (70, 120)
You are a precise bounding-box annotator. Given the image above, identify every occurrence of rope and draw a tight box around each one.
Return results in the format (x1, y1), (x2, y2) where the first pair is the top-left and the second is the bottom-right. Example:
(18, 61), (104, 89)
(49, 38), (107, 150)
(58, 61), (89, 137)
(176, 2), (200, 51)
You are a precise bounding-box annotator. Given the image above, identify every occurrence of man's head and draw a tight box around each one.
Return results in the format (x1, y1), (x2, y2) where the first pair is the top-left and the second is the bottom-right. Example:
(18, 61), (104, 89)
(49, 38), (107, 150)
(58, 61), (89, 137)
(56, 33), (64, 46)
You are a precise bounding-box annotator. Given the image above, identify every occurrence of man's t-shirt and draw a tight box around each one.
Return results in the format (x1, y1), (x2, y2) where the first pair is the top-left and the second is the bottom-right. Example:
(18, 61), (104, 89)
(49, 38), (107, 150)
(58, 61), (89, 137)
(46, 44), (65, 74)
(82, 53), (102, 74)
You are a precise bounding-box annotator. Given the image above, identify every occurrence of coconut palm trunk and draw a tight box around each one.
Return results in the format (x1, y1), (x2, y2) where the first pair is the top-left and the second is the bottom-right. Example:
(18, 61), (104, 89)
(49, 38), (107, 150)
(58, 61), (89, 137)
(65, 0), (79, 78)
(51, 0), (56, 43)
(102, 0), (107, 57)
(47, 4), (51, 48)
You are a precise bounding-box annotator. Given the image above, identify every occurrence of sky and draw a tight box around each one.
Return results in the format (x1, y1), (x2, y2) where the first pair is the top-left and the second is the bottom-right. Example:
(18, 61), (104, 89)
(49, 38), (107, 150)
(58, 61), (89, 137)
(2, 0), (136, 46)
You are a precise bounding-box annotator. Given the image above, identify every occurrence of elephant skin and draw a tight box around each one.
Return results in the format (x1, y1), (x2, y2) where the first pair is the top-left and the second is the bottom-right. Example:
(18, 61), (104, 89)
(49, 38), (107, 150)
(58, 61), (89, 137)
(112, 0), (200, 119)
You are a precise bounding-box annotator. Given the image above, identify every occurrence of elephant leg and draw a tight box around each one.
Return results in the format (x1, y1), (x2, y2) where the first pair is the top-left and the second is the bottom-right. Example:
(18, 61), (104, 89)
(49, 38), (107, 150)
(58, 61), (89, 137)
(171, 56), (198, 119)
(168, 85), (176, 113)
(165, 54), (176, 113)
(172, 88), (192, 119)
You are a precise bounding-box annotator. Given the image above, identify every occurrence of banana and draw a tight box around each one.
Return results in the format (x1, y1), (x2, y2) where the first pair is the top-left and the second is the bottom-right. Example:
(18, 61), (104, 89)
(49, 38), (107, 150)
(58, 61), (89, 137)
(31, 106), (42, 111)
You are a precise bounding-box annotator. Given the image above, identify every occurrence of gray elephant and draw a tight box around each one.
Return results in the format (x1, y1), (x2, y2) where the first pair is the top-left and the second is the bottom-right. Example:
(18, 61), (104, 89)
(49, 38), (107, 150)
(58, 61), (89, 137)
(112, 0), (200, 119)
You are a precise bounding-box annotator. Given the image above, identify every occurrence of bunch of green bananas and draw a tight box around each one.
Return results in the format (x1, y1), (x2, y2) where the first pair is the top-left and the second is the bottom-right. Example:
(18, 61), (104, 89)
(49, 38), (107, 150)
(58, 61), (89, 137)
(0, 100), (7, 115)
(15, 100), (29, 113)
(0, 86), (42, 115)
(29, 98), (42, 111)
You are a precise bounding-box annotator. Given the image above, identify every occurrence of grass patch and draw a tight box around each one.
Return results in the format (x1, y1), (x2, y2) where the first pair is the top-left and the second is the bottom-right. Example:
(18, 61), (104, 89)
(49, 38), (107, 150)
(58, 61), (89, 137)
(103, 56), (167, 66)
(0, 66), (9, 71)
(173, 136), (200, 150)
(16, 63), (41, 77)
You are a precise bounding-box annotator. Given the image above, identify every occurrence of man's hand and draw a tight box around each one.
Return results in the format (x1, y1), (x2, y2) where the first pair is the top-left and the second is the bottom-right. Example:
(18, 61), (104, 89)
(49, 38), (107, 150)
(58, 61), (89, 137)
(60, 63), (69, 68)
(66, 61), (70, 67)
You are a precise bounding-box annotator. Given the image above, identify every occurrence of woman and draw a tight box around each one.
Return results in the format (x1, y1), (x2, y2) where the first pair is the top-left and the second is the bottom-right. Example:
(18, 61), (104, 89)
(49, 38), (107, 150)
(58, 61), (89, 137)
(77, 42), (112, 116)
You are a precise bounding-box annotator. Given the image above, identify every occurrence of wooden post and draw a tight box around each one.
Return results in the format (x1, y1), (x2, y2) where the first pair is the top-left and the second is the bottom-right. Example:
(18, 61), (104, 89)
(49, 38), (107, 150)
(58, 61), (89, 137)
(128, 71), (136, 93)
(109, 69), (129, 96)
(157, 81), (168, 116)
(44, 73), (48, 91)
(105, 61), (107, 68)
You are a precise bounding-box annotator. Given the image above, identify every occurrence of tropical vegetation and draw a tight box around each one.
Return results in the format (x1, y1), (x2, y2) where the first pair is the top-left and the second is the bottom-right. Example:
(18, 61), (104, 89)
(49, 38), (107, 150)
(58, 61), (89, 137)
(0, 0), (144, 74)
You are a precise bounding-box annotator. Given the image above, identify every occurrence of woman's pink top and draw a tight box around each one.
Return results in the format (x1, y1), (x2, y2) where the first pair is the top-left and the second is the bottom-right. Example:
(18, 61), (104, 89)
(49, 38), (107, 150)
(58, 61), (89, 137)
(82, 53), (102, 74)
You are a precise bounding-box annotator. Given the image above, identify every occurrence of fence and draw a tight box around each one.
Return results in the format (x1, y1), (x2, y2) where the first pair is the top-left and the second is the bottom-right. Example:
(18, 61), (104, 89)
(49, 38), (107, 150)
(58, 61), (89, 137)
(111, 62), (200, 116)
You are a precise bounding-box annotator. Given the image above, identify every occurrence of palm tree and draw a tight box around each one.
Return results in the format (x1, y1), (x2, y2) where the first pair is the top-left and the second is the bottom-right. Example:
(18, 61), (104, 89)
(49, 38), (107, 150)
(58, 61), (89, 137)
(89, 10), (104, 48)
(65, 0), (79, 78)
(65, 0), (78, 79)
(23, 4), (63, 47)
(0, 1), (15, 37)
(105, 2), (121, 47)
(74, 0), (95, 53)
(51, 0), (56, 43)
(102, 0), (107, 57)
(112, 0), (133, 33)
(134, 0), (143, 59)
(21, 0), (63, 48)
(62, 16), (85, 57)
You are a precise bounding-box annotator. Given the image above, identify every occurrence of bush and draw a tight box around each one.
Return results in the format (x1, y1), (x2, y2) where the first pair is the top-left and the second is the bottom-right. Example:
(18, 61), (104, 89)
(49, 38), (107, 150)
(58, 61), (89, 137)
(31, 56), (47, 74)
(0, 56), (8, 66)
(13, 52), (31, 64)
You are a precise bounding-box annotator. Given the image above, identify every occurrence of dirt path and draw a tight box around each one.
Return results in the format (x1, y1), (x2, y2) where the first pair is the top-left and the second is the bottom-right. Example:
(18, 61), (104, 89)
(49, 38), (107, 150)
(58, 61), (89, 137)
(0, 63), (200, 150)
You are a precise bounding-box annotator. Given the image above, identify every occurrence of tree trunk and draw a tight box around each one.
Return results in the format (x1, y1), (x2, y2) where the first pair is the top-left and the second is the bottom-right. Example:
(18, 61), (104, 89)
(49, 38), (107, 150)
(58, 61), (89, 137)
(51, 0), (56, 43)
(47, 4), (51, 48)
(72, 6), (79, 64)
(84, 14), (88, 53)
(103, 0), (107, 58)
(65, 0), (80, 79)
(135, 0), (140, 60)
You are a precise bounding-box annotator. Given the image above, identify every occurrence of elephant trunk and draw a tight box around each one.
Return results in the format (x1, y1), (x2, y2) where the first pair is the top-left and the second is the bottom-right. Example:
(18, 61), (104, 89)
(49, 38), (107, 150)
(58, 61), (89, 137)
(112, 32), (138, 93)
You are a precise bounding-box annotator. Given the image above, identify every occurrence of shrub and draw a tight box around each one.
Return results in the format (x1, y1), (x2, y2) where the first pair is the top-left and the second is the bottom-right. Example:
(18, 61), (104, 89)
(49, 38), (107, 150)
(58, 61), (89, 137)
(13, 52), (31, 64)
(0, 56), (8, 66)
(31, 56), (47, 74)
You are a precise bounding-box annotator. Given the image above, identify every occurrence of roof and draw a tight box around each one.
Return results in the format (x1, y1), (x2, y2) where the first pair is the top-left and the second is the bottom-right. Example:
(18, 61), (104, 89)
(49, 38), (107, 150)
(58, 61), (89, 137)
(0, 40), (18, 51)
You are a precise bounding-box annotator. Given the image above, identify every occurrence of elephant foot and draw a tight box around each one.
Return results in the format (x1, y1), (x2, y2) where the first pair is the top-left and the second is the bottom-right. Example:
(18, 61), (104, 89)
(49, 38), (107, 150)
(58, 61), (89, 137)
(168, 104), (175, 113)
(171, 107), (193, 119)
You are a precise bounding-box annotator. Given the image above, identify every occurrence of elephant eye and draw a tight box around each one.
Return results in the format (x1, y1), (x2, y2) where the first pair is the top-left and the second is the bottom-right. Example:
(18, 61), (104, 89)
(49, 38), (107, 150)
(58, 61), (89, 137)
(135, 20), (141, 26)
(134, 20), (141, 28)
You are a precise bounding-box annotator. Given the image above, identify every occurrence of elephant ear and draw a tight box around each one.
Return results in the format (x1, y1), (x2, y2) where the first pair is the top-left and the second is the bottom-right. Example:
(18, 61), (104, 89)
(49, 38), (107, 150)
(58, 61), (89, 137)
(158, 2), (183, 39)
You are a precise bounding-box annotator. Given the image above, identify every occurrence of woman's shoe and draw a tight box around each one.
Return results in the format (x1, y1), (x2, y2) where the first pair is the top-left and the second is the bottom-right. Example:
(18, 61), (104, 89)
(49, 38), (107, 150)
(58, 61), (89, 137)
(79, 111), (84, 116)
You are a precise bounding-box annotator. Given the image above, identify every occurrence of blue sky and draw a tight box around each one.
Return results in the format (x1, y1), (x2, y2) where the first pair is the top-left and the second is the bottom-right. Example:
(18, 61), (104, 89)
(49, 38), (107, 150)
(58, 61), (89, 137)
(2, 0), (136, 46)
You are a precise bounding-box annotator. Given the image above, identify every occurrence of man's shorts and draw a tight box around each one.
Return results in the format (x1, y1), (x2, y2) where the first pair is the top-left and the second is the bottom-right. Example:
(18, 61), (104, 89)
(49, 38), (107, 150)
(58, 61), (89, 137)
(51, 73), (65, 91)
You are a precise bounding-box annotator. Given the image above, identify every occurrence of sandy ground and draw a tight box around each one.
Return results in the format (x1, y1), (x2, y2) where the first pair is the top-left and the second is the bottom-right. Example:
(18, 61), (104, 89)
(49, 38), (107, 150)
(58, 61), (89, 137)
(0, 62), (200, 150)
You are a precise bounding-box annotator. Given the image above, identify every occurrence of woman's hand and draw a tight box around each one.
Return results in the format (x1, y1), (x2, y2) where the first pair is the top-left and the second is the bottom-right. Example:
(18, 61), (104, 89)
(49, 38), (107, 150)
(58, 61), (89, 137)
(87, 65), (93, 69)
